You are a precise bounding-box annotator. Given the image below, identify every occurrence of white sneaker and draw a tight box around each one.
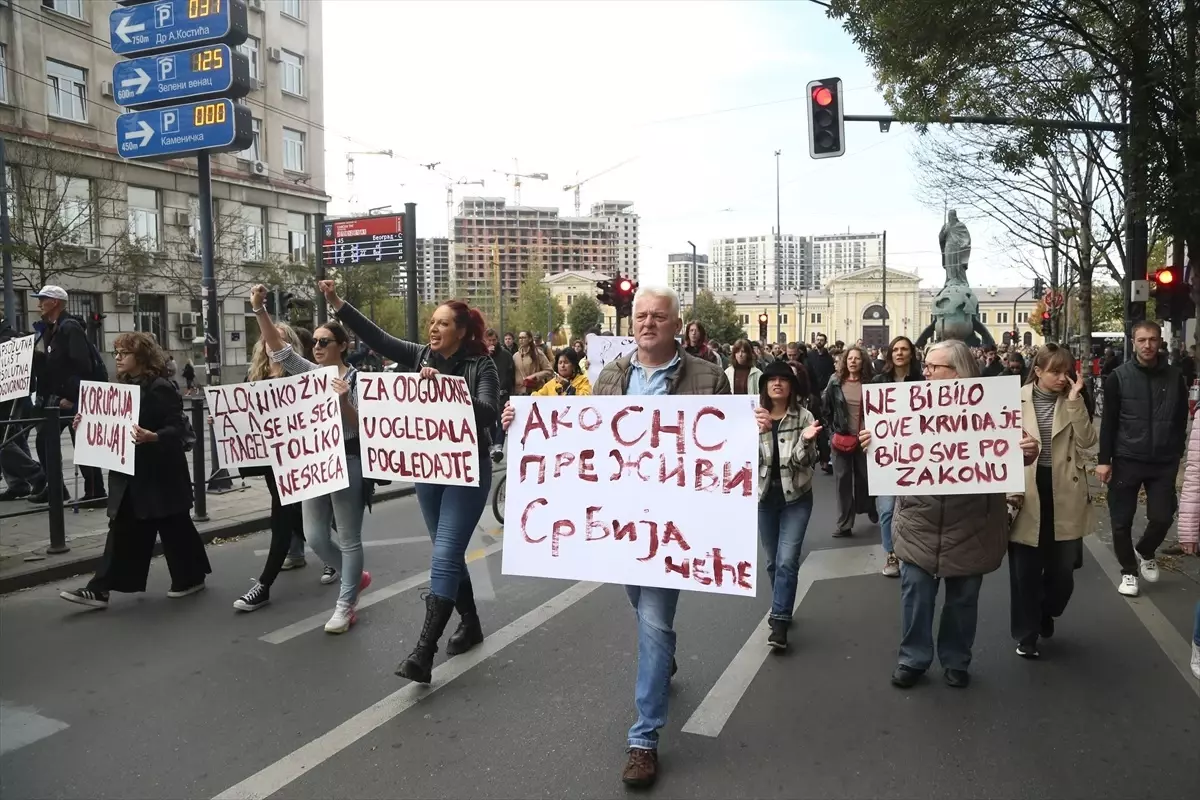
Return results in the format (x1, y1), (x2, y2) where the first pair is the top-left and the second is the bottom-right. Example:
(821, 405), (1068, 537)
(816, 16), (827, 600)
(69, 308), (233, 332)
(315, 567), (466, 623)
(1118, 574), (1140, 597)
(324, 600), (356, 634)
(1135, 553), (1160, 583)
(1191, 642), (1200, 680)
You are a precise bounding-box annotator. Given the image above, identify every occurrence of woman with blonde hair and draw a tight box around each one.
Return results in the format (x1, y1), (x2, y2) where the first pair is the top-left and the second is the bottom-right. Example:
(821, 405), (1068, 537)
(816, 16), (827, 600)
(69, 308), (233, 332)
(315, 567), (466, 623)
(60, 332), (210, 609)
(1008, 343), (1097, 658)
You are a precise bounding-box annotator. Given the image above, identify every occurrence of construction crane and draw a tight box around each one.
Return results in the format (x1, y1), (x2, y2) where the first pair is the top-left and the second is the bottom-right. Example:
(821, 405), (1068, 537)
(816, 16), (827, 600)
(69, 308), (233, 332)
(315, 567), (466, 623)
(494, 158), (547, 205)
(346, 149), (394, 183)
(446, 178), (485, 238)
(563, 157), (638, 216)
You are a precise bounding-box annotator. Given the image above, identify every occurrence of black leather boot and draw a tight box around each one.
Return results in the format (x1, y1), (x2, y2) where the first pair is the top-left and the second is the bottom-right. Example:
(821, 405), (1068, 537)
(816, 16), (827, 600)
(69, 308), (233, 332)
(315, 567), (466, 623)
(445, 580), (484, 656)
(395, 594), (455, 684)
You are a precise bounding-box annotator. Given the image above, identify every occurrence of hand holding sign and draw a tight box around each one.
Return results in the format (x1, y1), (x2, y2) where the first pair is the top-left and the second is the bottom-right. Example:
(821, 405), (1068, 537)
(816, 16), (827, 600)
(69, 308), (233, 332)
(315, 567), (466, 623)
(1019, 430), (1040, 464)
(131, 424), (158, 444)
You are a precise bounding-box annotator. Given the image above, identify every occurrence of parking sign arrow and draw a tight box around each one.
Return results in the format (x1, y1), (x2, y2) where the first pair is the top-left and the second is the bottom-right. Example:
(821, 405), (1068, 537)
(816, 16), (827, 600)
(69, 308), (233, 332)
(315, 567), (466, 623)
(120, 67), (151, 95)
(124, 120), (154, 147)
(115, 15), (145, 44)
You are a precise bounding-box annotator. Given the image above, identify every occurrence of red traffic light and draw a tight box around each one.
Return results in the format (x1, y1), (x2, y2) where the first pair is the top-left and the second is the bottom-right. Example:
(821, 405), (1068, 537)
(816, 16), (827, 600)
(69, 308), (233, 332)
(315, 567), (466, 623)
(812, 86), (833, 107)
(758, 313), (769, 323)
(618, 279), (632, 292)
(1156, 268), (1176, 285)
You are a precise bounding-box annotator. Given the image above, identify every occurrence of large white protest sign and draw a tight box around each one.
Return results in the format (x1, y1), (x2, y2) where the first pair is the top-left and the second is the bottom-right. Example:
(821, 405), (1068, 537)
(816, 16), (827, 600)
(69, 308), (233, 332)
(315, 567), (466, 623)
(74, 381), (140, 476)
(502, 395), (759, 595)
(209, 367), (347, 504)
(358, 372), (480, 487)
(863, 375), (1024, 496)
(585, 334), (637, 387)
(0, 335), (35, 403)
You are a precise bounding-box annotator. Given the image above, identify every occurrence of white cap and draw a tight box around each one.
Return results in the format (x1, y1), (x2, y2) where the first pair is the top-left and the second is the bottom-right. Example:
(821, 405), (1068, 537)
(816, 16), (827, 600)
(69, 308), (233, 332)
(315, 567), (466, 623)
(32, 285), (68, 301)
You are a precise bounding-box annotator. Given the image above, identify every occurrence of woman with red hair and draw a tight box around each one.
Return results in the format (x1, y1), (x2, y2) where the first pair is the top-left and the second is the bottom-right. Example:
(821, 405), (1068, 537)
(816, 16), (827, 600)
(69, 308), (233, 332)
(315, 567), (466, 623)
(318, 281), (500, 684)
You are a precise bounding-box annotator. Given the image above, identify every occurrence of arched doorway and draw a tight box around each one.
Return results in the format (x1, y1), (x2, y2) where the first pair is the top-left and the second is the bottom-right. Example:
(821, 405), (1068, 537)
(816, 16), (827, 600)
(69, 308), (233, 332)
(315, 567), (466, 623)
(1023, 331), (1033, 347)
(861, 304), (890, 349)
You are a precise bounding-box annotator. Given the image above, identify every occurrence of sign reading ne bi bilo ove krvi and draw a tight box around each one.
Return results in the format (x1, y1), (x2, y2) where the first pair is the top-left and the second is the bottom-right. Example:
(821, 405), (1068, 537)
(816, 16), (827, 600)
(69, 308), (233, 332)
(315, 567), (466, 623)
(110, 0), (252, 162)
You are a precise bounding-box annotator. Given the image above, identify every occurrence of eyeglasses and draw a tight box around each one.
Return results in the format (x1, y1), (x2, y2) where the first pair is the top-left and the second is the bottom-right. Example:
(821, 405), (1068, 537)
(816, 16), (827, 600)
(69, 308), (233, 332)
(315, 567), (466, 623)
(923, 362), (952, 373)
(313, 337), (336, 348)
(112, 350), (133, 358)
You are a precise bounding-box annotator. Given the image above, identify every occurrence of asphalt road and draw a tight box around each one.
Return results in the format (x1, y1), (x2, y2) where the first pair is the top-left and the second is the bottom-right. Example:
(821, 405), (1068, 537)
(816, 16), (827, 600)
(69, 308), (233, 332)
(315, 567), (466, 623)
(1, 472), (1197, 800)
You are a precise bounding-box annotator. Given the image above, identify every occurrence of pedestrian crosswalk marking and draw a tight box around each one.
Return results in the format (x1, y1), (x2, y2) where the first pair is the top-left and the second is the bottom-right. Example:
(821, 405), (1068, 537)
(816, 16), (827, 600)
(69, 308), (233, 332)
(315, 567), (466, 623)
(0, 701), (70, 756)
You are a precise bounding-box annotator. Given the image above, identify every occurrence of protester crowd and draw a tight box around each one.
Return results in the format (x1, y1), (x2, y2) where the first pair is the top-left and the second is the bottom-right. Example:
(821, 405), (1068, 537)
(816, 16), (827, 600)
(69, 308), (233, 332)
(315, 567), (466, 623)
(4, 282), (1199, 792)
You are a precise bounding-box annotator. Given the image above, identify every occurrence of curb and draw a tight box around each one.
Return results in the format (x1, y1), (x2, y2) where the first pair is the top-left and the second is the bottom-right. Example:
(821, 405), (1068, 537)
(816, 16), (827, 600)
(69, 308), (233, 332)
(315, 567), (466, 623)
(0, 484), (418, 595)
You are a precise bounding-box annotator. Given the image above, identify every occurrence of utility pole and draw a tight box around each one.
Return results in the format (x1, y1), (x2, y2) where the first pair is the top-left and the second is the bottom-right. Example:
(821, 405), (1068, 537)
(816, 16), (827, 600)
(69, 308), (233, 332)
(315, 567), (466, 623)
(687, 240), (697, 314)
(881, 229), (888, 337)
(774, 149), (782, 344)
(0, 138), (15, 326)
(1050, 166), (1060, 342)
(404, 203), (418, 342)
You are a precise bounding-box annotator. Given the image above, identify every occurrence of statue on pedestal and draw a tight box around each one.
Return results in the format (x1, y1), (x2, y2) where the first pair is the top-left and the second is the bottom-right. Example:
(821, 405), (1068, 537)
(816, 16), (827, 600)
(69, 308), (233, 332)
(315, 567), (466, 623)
(915, 210), (995, 348)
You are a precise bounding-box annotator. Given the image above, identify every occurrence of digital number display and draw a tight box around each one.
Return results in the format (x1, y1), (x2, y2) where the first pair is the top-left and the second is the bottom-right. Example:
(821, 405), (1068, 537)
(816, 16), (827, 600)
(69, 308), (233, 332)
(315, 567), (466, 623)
(187, 0), (222, 19)
(193, 102), (228, 126)
(190, 48), (225, 72)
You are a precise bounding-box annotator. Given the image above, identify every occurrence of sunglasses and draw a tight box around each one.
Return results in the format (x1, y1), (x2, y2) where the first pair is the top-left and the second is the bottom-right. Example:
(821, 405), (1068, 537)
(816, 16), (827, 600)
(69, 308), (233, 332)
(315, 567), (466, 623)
(313, 337), (337, 348)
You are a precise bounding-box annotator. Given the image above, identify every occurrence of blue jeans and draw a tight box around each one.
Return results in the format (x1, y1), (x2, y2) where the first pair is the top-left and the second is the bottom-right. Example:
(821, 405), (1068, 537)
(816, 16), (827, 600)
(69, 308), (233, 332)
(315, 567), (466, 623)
(414, 464), (493, 601)
(625, 585), (680, 750)
(757, 492), (813, 621)
(876, 495), (896, 553)
(898, 561), (983, 672)
(301, 455), (365, 605)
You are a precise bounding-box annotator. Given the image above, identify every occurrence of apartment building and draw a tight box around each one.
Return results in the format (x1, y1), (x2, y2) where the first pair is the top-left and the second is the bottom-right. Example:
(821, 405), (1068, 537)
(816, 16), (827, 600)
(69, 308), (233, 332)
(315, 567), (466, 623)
(0, 0), (327, 382)
(666, 251), (708, 304)
(452, 197), (617, 306)
(708, 233), (813, 293)
(389, 237), (452, 303)
(588, 200), (639, 280)
(811, 232), (884, 287)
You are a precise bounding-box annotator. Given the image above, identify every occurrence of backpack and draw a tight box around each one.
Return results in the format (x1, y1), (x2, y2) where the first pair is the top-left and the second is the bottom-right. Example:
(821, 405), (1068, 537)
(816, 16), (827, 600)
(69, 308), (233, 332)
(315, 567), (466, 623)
(60, 317), (108, 382)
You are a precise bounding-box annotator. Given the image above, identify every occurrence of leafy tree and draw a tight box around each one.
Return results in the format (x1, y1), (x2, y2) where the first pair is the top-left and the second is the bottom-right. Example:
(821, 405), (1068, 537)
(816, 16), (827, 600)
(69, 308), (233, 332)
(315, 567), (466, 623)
(334, 261), (394, 314)
(508, 272), (565, 341)
(373, 296), (438, 342)
(690, 290), (745, 345)
(566, 293), (603, 341)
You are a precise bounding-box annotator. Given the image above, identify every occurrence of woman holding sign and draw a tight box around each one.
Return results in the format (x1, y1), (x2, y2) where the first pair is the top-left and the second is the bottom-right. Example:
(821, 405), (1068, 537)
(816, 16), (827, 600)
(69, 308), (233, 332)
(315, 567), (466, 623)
(60, 332), (210, 609)
(251, 286), (371, 635)
(858, 340), (1040, 689)
(317, 280), (500, 685)
(823, 346), (877, 538)
(870, 336), (923, 578)
(757, 361), (822, 650)
(1008, 345), (1097, 659)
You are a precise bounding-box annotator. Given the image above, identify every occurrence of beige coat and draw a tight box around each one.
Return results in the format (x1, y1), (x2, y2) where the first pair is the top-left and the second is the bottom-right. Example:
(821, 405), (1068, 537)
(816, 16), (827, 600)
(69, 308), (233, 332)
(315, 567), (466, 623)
(1009, 384), (1098, 546)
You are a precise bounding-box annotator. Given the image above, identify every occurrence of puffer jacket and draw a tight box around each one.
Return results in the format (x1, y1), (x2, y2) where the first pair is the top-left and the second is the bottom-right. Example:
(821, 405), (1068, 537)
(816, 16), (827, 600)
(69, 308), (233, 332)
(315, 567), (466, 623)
(892, 493), (1010, 578)
(593, 343), (730, 397)
(758, 402), (818, 504)
(1177, 421), (1200, 546)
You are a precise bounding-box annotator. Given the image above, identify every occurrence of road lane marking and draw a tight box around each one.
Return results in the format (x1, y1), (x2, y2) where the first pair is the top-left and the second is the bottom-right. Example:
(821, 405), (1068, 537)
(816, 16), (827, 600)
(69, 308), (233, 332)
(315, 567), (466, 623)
(260, 541), (504, 645)
(682, 545), (884, 738)
(253, 536), (429, 556)
(0, 701), (70, 756)
(216, 580), (602, 800)
(1083, 535), (1200, 699)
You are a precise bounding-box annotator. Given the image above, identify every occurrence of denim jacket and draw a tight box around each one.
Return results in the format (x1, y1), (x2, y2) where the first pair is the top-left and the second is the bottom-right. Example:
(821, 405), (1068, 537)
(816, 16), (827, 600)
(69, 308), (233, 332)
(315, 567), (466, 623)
(758, 403), (819, 504)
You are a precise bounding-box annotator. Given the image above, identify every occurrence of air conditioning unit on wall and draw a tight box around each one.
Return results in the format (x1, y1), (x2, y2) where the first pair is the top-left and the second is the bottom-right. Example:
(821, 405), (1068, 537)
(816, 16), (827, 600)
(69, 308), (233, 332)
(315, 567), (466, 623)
(248, 160), (269, 179)
(179, 311), (199, 326)
(114, 291), (135, 307)
(247, 0), (263, 10)
(179, 325), (197, 342)
(267, 47), (282, 63)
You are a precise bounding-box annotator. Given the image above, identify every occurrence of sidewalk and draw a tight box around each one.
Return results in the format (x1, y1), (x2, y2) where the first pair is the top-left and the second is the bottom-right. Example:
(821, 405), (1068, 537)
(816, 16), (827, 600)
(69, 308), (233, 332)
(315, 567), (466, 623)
(0, 421), (438, 593)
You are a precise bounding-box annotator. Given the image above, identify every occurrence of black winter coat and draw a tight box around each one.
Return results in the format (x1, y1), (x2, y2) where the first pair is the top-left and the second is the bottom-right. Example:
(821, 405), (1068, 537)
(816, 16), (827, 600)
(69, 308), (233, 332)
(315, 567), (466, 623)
(106, 376), (193, 520)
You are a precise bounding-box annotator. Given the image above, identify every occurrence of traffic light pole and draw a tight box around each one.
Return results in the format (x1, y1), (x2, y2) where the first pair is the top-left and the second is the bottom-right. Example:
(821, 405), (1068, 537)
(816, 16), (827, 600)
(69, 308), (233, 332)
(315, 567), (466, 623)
(404, 203), (418, 342)
(198, 152), (233, 493)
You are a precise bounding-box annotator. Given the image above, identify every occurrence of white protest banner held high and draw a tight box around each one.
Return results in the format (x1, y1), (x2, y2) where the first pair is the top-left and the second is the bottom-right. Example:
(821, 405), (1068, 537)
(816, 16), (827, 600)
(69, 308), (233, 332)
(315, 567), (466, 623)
(256, 367), (348, 505)
(863, 375), (1024, 496)
(502, 395), (759, 596)
(74, 380), (141, 476)
(358, 372), (479, 487)
(206, 382), (276, 470)
(0, 334), (36, 403)
(585, 334), (637, 388)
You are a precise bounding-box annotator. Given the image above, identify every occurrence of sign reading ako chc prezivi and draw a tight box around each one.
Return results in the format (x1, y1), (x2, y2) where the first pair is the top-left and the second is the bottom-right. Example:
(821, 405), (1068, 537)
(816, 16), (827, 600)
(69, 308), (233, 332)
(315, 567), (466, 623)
(110, 0), (252, 162)
(322, 215), (406, 266)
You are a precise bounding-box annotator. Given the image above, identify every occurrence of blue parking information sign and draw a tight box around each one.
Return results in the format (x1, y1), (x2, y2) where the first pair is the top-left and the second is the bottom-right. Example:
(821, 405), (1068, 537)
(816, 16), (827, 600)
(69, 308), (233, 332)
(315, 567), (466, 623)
(117, 99), (252, 161)
(112, 44), (250, 107)
(110, 0), (248, 57)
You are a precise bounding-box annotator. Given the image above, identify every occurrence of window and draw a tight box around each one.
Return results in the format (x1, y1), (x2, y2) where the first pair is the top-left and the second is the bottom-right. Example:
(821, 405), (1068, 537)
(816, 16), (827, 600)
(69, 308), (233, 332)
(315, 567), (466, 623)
(239, 118), (262, 161)
(810, 312), (822, 324)
(242, 205), (265, 261)
(996, 311), (1010, 325)
(238, 35), (260, 81)
(280, 0), (303, 20)
(3, 165), (16, 221)
(42, 0), (84, 19)
(0, 44), (8, 104)
(282, 127), (305, 172)
(135, 294), (167, 344)
(127, 186), (160, 251)
(281, 50), (304, 96)
(980, 312), (988, 324)
(46, 59), (87, 122)
(56, 175), (92, 245)
(286, 212), (308, 262)
(1017, 311), (1030, 323)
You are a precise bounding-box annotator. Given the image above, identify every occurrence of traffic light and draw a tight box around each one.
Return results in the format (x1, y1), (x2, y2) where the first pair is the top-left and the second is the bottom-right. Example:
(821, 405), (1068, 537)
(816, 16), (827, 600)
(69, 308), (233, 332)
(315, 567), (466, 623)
(88, 312), (106, 328)
(758, 312), (769, 341)
(1032, 276), (1045, 300)
(1040, 310), (1051, 337)
(596, 279), (613, 307)
(806, 77), (845, 159)
(1152, 265), (1194, 322)
(613, 276), (637, 318)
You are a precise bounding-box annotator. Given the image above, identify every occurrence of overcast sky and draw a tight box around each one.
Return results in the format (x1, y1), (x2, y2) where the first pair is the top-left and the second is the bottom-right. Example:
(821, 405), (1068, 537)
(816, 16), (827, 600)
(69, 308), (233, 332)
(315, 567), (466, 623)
(321, 0), (1030, 290)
